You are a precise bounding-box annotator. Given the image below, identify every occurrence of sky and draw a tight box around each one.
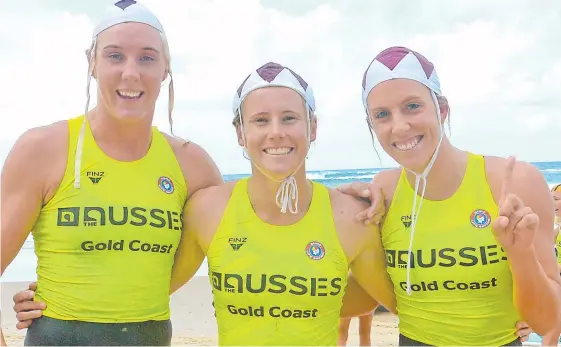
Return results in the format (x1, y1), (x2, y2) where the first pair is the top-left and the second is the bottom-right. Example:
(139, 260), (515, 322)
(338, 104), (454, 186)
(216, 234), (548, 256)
(0, 0), (559, 175)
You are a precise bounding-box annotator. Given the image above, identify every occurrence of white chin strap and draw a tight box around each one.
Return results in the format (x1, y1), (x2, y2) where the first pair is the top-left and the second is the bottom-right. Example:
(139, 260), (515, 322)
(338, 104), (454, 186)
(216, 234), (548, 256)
(403, 90), (444, 295)
(240, 108), (311, 214)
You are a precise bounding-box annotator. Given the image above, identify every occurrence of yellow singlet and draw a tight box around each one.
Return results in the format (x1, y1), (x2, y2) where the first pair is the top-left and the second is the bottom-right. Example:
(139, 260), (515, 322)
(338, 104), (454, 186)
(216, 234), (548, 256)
(381, 153), (520, 346)
(207, 178), (348, 346)
(32, 115), (186, 322)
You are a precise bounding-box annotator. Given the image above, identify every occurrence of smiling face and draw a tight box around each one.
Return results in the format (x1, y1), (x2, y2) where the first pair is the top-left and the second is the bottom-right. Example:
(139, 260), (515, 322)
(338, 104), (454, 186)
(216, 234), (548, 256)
(237, 87), (317, 180)
(93, 22), (167, 122)
(366, 78), (448, 172)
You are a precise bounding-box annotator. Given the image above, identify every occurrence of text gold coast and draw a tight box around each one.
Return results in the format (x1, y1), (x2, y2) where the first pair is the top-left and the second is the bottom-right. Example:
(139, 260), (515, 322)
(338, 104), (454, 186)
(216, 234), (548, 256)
(400, 277), (499, 292)
(226, 305), (319, 319)
(81, 239), (174, 254)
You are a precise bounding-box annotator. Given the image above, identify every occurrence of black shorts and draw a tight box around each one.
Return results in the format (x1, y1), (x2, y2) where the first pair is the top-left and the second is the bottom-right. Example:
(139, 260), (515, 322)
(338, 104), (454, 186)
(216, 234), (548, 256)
(24, 316), (172, 346)
(398, 333), (521, 347)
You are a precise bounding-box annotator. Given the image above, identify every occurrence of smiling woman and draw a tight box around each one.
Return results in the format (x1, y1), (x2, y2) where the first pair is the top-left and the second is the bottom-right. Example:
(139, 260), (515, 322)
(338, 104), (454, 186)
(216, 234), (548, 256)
(0, 1), (223, 346)
(342, 45), (560, 346)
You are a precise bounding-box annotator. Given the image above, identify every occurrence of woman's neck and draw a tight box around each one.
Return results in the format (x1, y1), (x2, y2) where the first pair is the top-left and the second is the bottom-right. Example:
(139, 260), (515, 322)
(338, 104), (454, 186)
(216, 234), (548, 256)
(87, 107), (154, 161)
(404, 139), (469, 201)
(247, 166), (313, 225)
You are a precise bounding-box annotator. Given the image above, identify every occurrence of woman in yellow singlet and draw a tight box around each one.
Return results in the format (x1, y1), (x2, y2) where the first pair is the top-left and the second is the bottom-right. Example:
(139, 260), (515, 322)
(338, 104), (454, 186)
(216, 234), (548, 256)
(542, 183), (561, 346)
(167, 61), (396, 346)
(340, 46), (560, 346)
(1, 1), (222, 346)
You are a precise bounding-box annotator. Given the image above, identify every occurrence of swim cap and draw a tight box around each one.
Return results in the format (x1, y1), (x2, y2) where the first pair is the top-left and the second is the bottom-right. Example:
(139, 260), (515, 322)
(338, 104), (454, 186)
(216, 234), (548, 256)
(362, 46), (441, 112)
(232, 62), (315, 215)
(232, 62), (316, 117)
(93, 0), (165, 38)
(553, 183), (561, 193)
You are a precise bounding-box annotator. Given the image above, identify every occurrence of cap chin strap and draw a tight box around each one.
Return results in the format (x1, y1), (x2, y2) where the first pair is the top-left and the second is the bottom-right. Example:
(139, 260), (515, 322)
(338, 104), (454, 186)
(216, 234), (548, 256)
(403, 90), (444, 295)
(239, 108), (311, 214)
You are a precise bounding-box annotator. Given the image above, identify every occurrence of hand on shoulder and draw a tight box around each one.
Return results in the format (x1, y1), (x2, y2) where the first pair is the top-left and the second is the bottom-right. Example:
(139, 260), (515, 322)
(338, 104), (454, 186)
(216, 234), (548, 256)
(335, 168), (400, 226)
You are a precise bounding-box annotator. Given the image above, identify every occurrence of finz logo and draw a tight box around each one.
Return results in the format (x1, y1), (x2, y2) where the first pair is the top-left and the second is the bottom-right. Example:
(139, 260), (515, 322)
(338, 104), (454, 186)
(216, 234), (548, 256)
(401, 215), (412, 228)
(158, 176), (174, 194)
(305, 241), (325, 260)
(470, 209), (491, 229)
(229, 237), (247, 251)
(87, 171), (104, 184)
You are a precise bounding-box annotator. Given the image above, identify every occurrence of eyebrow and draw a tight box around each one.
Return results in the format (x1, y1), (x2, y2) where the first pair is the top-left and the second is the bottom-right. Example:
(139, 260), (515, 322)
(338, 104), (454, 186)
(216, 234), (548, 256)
(249, 110), (301, 118)
(103, 44), (160, 53)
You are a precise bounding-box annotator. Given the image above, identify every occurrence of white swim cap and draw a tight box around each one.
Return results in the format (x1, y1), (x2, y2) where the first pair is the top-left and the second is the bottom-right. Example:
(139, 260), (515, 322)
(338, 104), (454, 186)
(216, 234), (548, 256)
(233, 62), (316, 116)
(93, 0), (165, 38)
(233, 62), (315, 215)
(362, 46), (441, 112)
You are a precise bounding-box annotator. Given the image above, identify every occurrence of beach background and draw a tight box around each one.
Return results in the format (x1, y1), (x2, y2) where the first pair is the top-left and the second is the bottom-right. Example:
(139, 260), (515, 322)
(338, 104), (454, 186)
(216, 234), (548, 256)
(2, 163), (560, 345)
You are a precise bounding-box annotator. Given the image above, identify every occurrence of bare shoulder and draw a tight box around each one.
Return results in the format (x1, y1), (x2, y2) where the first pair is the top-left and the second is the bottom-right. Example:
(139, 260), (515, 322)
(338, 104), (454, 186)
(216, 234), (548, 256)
(187, 180), (238, 214)
(484, 155), (548, 202)
(329, 187), (370, 216)
(328, 187), (380, 261)
(9, 120), (68, 160)
(372, 168), (401, 194)
(162, 134), (223, 199)
(184, 180), (238, 250)
(3, 120), (69, 200)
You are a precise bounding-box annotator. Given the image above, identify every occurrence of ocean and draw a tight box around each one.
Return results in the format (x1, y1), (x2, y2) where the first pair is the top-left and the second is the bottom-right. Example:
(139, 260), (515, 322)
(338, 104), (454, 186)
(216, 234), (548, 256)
(3, 162), (560, 283)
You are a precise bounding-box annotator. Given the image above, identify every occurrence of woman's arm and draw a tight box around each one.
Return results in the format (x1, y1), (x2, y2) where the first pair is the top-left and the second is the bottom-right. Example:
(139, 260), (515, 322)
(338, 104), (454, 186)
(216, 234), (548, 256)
(502, 160), (561, 335)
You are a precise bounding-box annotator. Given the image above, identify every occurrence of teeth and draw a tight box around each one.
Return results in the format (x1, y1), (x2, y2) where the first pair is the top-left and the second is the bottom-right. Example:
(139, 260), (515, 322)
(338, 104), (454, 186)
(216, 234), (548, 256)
(395, 136), (421, 151)
(118, 91), (141, 98)
(265, 147), (292, 155)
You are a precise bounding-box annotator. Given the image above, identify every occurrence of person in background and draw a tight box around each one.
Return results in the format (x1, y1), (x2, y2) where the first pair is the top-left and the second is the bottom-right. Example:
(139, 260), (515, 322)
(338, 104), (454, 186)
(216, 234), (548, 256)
(541, 183), (561, 346)
(337, 310), (375, 346)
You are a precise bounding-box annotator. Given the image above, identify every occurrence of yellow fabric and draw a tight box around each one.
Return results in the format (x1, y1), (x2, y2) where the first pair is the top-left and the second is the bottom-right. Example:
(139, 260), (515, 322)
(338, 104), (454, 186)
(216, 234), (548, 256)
(33, 115), (186, 322)
(207, 178), (348, 346)
(381, 153), (520, 346)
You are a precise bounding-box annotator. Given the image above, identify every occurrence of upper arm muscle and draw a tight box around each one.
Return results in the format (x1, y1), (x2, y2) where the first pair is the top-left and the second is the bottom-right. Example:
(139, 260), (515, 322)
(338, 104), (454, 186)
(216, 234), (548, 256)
(1, 129), (51, 274)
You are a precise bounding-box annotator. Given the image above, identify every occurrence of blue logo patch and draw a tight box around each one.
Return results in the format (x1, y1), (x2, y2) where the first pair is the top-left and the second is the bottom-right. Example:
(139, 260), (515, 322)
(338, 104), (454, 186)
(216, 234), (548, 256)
(158, 176), (174, 194)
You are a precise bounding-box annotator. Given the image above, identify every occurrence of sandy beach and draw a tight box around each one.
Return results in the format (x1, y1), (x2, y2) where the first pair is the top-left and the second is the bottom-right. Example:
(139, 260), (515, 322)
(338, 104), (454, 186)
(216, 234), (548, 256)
(1, 278), (399, 346)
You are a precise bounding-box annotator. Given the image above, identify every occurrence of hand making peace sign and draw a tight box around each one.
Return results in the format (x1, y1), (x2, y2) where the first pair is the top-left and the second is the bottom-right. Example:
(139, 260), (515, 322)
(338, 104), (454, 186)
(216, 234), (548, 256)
(492, 156), (540, 252)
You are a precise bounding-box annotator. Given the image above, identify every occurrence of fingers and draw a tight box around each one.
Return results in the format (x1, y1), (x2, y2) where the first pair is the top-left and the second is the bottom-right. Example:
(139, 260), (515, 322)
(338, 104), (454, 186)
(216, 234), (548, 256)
(518, 213), (539, 231)
(16, 309), (43, 326)
(499, 194), (523, 218)
(16, 320), (33, 330)
(492, 215), (510, 234)
(500, 156), (516, 205)
(366, 187), (384, 219)
(14, 300), (46, 314)
(13, 289), (35, 306)
(517, 327), (532, 342)
(29, 282), (38, 291)
(505, 206), (532, 233)
(337, 182), (371, 200)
